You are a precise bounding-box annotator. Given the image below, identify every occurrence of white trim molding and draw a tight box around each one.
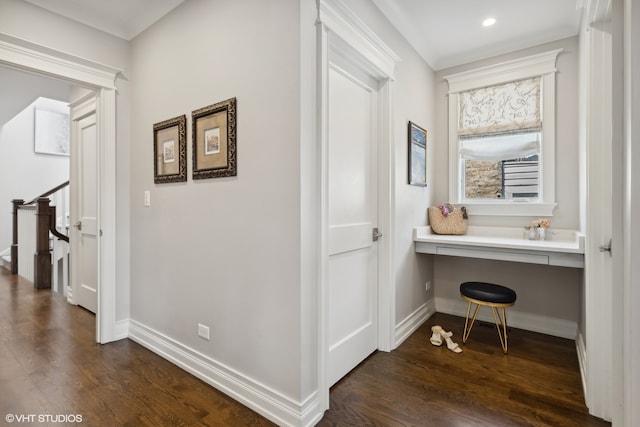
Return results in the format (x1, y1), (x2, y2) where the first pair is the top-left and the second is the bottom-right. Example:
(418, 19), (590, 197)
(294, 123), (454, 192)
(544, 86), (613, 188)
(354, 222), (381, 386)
(129, 320), (319, 427)
(582, 0), (619, 421)
(0, 33), (120, 89)
(454, 201), (558, 217)
(96, 88), (118, 344)
(444, 49), (562, 93)
(444, 49), (562, 217)
(623, 1), (640, 426)
(0, 32), (123, 344)
(318, 0), (400, 80)
(576, 330), (588, 404)
(394, 300), (435, 348)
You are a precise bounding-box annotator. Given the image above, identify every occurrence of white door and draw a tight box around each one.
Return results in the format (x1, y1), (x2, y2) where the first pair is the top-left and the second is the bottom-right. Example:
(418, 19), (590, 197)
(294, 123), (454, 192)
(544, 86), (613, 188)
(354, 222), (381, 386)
(70, 112), (98, 313)
(327, 62), (380, 387)
(584, 5), (622, 419)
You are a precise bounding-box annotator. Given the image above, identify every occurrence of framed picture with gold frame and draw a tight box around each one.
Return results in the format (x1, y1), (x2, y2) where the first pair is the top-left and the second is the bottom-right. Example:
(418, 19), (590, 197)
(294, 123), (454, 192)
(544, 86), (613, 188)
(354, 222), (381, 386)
(192, 97), (237, 180)
(153, 115), (186, 184)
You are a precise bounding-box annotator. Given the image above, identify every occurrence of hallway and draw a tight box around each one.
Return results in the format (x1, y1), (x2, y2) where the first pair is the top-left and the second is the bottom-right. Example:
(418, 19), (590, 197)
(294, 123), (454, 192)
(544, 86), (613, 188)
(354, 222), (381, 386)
(0, 268), (610, 426)
(0, 269), (272, 426)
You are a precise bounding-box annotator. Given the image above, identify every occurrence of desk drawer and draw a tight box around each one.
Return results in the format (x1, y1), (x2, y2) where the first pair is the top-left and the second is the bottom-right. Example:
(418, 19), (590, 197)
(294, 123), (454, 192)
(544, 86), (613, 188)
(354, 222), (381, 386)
(436, 246), (550, 265)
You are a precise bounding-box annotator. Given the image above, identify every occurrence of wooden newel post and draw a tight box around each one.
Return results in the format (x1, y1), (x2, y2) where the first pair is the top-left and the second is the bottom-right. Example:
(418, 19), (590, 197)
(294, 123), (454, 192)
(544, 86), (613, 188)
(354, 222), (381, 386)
(34, 198), (52, 289)
(11, 199), (23, 275)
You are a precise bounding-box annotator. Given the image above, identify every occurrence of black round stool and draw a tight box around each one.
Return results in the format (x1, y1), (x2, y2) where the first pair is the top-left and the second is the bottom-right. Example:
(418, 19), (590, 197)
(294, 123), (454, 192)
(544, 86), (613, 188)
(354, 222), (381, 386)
(460, 281), (517, 353)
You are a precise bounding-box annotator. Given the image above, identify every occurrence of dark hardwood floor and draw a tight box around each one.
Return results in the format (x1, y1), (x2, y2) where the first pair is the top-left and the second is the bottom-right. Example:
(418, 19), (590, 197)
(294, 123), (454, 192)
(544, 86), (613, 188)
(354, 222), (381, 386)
(321, 313), (610, 427)
(1, 268), (609, 426)
(0, 269), (273, 426)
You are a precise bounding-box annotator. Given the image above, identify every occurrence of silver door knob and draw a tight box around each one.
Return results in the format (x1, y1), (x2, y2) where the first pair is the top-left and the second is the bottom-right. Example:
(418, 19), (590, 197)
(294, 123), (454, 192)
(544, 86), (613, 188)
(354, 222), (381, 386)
(372, 227), (383, 241)
(599, 239), (612, 254)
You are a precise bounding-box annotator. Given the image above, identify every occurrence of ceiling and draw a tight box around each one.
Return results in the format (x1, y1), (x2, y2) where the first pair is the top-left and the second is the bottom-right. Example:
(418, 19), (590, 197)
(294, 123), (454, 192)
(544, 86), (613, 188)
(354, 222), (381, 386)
(372, 0), (583, 70)
(23, 0), (184, 41)
(3, 2), (583, 126)
(20, 0), (582, 69)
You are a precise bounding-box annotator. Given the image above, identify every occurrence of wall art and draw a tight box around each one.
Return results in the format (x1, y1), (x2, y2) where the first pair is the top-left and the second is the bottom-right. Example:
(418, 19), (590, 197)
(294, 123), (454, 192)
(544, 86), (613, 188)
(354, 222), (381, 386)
(408, 121), (427, 186)
(153, 114), (187, 183)
(35, 108), (70, 156)
(192, 97), (237, 180)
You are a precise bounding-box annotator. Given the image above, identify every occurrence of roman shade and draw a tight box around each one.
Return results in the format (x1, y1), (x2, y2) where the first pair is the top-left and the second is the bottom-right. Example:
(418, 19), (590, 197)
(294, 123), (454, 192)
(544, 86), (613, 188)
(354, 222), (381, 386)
(458, 77), (541, 136)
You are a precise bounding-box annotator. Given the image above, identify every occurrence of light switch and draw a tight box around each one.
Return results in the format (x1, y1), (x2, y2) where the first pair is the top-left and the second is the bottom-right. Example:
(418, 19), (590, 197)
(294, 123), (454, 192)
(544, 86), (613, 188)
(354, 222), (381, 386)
(144, 190), (151, 207)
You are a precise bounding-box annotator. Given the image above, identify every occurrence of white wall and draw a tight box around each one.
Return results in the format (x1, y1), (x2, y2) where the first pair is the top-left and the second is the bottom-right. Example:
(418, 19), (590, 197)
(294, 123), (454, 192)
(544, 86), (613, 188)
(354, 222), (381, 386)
(129, 0), (435, 421)
(434, 36), (581, 229)
(0, 0), (132, 322)
(0, 67), (69, 126)
(0, 0), (130, 69)
(0, 97), (70, 251)
(129, 0), (304, 406)
(0, 69), (71, 252)
(345, 0), (436, 339)
(432, 37), (582, 338)
(299, 0), (319, 405)
(1, 0), (434, 423)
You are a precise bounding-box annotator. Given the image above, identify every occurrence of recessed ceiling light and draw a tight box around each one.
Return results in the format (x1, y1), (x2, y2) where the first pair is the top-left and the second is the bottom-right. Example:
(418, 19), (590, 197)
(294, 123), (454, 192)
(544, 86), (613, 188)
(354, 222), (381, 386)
(482, 17), (496, 27)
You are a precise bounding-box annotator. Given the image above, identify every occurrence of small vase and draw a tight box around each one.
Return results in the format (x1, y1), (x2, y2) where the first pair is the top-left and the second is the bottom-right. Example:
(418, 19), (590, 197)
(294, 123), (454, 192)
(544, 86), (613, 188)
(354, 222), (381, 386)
(528, 227), (537, 240)
(537, 228), (546, 241)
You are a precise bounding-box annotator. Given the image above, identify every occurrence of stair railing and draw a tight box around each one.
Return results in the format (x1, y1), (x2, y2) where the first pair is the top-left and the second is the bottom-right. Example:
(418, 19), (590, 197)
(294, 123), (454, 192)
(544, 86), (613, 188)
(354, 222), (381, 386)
(11, 181), (69, 289)
(11, 199), (23, 275)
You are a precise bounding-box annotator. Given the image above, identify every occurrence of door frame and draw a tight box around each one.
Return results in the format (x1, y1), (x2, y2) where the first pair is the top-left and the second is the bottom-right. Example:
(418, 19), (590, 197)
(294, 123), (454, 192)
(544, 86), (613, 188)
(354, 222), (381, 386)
(316, 0), (400, 410)
(582, 0), (624, 420)
(0, 33), (121, 344)
(622, 0), (640, 424)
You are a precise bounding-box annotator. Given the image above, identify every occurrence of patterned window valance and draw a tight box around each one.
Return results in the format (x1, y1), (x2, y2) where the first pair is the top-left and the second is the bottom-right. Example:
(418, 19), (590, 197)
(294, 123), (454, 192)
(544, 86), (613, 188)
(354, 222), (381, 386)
(458, 77), (541, 136)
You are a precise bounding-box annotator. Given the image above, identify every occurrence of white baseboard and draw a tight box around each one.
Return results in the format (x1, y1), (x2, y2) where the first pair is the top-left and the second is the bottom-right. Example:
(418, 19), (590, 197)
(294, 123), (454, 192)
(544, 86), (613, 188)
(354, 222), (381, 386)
(113, 319), (130, 341)
(576, 331), (588, 404)
(0, 254), (11, 270)
(128, 320), (321, 427)
(435, 297), (578, 340)
(394, 300), (436, 348)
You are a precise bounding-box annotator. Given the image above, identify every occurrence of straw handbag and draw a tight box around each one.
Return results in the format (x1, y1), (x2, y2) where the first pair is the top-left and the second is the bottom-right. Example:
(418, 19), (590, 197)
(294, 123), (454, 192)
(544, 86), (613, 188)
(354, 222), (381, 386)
(428, 204), (468, 235)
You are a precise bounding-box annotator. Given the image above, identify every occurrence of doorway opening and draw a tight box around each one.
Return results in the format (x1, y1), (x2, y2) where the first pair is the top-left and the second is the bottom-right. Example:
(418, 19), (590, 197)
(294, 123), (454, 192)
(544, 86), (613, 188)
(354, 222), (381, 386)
(317, 0), (400, 409)
(0, 33), (121, 344)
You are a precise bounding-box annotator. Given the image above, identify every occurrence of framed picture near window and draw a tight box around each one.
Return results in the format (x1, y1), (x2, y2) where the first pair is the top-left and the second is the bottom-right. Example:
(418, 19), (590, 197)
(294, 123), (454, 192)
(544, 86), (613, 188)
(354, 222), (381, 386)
(153, 115), (186, 184)
(408, 121), (427, 186)
(192, 97), (237, 180)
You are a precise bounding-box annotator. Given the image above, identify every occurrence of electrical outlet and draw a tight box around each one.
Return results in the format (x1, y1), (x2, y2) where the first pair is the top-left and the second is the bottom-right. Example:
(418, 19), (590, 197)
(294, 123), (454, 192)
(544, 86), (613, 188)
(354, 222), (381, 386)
(426, 281), (432, 292)
(197, 323), (210, 341)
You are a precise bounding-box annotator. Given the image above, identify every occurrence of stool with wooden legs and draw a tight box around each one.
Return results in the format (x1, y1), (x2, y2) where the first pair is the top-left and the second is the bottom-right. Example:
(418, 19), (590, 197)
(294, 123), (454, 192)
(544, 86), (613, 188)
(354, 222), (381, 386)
(460, 282), (517, 354)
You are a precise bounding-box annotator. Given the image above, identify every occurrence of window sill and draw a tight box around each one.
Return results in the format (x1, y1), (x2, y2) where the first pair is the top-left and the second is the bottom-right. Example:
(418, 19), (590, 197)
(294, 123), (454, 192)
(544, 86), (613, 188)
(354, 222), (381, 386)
(452, 202), (557, 217)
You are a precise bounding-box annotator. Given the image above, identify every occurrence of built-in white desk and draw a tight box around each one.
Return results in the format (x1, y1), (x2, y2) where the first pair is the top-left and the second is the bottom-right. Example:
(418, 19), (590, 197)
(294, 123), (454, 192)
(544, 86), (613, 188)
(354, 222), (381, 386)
(413, 226), (585, 268)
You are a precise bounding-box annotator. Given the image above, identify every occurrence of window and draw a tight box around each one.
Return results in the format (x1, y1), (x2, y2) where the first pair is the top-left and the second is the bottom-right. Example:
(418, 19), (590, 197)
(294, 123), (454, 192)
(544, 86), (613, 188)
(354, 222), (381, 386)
(460, 77), (541, 200)
(463, 134), (540, 199)
(444, 50), (561, 216)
